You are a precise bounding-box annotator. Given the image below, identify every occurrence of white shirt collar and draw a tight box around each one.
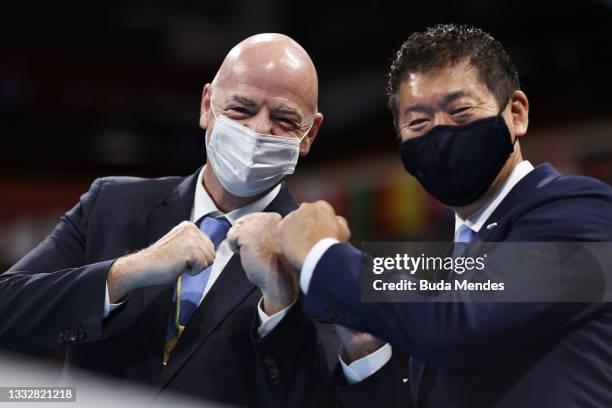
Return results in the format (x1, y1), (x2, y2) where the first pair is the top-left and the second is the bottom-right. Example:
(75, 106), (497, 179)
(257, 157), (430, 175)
(454, 160), (534, 234)
(190, 166), (282, 225)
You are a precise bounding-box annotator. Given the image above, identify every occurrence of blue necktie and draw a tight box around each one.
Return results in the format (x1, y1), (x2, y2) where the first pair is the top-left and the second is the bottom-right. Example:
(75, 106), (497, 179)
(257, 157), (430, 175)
(167, 216), (231, 339)
(452, 224), (477, 258)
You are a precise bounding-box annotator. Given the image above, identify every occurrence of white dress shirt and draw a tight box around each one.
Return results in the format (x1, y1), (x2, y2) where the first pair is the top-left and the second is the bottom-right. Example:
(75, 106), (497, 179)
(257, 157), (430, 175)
(300, 160), (535, 384)
(453, 160), (534, 234)
(103, 167), (288, 337)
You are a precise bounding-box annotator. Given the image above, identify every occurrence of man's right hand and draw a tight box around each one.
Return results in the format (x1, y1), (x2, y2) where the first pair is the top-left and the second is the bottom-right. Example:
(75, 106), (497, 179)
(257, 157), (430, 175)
(107, 221), (216, 303)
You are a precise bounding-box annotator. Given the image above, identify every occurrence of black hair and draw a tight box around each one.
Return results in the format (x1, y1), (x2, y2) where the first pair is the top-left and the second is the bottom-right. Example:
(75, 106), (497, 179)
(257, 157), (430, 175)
(387, 24), (520, 127)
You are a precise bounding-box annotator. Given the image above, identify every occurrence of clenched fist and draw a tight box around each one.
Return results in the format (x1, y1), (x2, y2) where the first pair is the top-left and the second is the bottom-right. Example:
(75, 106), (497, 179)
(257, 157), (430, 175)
(277, 201), (351, 270)
(226, 212), (298, 315)
(107, 221), (216, 303)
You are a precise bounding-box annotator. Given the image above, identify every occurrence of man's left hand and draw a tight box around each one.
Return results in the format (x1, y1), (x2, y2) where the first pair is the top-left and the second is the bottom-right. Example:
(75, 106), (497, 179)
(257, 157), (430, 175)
(227, 212), (298, 315)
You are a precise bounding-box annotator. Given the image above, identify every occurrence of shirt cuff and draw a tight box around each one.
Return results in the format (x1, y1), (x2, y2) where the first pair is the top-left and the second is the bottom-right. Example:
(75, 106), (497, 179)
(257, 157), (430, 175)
(340, 343), (393, 385)
(103, 282), (125, 319)
(257, 297), (296, 337)
(299, 238), (340, 294)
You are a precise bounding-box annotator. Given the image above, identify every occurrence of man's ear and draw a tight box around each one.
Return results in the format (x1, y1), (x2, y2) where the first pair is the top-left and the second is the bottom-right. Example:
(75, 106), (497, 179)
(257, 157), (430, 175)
(299, 112), (324, 156)
(509, 90), (529, 139)
(199, 83), (212, 130)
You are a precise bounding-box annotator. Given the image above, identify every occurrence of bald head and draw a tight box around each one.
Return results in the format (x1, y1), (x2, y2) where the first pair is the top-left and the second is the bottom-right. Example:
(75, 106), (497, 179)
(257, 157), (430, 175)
(213, 33), (318, 112)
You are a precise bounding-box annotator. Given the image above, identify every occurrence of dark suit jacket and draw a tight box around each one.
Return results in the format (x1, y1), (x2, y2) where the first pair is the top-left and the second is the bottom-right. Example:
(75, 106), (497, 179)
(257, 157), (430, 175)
(304, 163), (612, 407)
(0, 169), (342, 407)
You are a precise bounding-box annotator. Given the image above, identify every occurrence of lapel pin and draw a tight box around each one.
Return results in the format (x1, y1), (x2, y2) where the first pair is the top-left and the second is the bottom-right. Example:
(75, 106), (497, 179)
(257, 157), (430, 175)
(486, 222), (498, 230)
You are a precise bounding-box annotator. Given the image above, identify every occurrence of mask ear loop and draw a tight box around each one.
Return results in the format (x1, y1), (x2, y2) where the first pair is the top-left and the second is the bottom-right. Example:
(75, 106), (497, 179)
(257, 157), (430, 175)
(499, 97), (518, 147)
(498, 97), (510, 115)
(298, 119), (315, 146)
(210, 94), (219, 120)
(206, 95), (220, 148)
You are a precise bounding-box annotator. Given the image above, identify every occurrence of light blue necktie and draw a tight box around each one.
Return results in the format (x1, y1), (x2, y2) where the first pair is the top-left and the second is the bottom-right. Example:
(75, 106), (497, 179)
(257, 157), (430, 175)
(452, 224), (477, 258)
(167, 216), (231, 339)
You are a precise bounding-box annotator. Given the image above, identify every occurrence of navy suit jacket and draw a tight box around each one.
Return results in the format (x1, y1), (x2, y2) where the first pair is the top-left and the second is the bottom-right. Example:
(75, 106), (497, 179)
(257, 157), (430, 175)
(304, 163), (612, 407)
(0, 169), (342, 407)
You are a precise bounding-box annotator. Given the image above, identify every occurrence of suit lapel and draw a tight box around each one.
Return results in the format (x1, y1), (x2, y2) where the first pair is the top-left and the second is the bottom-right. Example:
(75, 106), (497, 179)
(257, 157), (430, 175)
(143, 170), (200, 383)
(156, 183), (299, 388)
(476, 163), (560, 243)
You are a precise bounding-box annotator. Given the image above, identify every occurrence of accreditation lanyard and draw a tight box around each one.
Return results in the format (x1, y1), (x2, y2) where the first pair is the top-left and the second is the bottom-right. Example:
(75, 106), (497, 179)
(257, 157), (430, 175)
(163, 276), (186, 366)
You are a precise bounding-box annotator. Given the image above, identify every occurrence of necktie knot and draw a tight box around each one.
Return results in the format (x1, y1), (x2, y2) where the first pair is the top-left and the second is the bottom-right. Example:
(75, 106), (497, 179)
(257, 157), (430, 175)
(198, 216), (231, 249)
(452, 224), (477, 259)
(455, 224), (476, 244)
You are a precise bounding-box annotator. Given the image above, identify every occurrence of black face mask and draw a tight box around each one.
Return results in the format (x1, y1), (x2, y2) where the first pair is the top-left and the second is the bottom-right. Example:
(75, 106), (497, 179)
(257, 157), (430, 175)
(399, 113), (515, 207)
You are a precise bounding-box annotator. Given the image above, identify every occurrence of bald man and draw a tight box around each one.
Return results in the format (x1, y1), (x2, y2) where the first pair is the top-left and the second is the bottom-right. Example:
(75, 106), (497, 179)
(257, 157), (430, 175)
(0, 34), (340, 407)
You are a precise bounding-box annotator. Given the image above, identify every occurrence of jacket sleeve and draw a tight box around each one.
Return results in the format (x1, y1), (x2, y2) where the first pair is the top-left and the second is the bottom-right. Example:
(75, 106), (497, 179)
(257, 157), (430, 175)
(332, 356), (412, 408)
(303, 196), (612, 367)
(0, 179), (117, 353)
(250, 294), (345, 408)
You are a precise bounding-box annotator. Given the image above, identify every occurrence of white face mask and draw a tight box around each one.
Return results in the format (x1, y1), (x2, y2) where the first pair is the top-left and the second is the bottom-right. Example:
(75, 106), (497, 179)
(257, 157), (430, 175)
(206, 99), (313, 197)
